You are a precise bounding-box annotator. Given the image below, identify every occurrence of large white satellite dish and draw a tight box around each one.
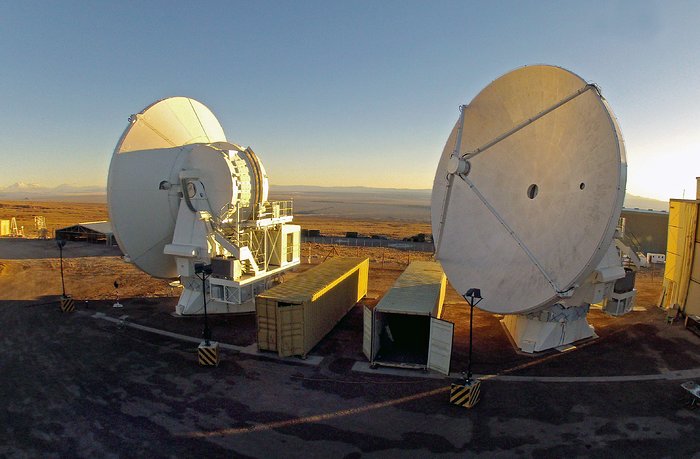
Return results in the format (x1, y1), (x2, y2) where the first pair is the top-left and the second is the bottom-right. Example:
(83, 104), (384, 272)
(431, 65), (628, 352)
(108, 97), (298, 315)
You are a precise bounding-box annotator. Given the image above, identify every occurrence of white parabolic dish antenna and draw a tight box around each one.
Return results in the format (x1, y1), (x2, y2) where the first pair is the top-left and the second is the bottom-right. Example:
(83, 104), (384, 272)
(108, 97), (298, 315)
(431, 65), (627, 317)
(109, 97), (231, 278)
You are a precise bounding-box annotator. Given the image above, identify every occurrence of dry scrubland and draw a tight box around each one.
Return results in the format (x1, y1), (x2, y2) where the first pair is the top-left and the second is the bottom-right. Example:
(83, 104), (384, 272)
(0, 199), (663, 309)
(0, 200), (435, 276)
(0, 200), (108, 238)
(294, 215), (431, 239)
(0, 200), (438, 303)
(0, 201), (431, 241)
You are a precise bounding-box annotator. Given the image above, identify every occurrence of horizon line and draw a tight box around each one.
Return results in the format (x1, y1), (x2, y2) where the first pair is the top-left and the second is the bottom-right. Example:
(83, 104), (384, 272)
(0, 182), (671, 202)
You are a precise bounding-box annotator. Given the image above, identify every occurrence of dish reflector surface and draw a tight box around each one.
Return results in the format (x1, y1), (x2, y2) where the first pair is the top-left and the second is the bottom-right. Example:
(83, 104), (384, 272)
(108, 97), (231, 278)
(431, 65), (626, 314)
(115, 97), (226, 154)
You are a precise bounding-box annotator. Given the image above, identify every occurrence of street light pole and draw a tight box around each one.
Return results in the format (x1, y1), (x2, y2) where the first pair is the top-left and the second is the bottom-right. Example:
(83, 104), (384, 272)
(463, 288), (483, 383)
(57, 239), (66, 297)
(195, 263), (213, 346)
(468, 301), (474, 380)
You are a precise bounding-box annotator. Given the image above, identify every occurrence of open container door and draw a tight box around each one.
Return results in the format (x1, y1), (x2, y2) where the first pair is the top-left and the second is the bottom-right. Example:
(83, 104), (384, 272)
(363, 305), (379, 361)
(427, 317), (454, 375)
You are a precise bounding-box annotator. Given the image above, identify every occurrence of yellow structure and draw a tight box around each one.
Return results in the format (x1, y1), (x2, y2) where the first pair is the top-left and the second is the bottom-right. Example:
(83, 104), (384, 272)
(661, 179), (700, 316)
(0, 218), (23, 237)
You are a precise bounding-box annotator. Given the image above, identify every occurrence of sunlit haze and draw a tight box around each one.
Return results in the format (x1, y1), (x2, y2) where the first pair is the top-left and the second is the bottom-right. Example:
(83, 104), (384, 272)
(1, 1), (698, 201)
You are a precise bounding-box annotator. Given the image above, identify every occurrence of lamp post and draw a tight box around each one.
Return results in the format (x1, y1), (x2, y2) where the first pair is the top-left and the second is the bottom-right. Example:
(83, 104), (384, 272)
(195, 263), (213, 345)
(57, 238), (66, 297)
(463, 288), (483, 383)
(113, 280), (123, 308)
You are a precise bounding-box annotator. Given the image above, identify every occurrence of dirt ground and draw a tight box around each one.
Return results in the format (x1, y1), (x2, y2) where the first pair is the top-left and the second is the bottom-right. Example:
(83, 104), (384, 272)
(294, 216), (431, 240)
(0, 200), (109, 239)
(2, 202), (700, 457)
(2, 249), (700, 458)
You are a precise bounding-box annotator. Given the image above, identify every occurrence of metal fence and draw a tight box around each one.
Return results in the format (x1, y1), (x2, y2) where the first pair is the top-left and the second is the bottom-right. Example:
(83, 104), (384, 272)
(302, 236), (434, 253)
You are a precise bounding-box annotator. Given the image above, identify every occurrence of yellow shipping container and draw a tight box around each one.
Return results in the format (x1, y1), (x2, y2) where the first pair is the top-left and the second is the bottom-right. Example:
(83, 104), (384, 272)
(256, 257), (369, 358)
(661, 199), (700, 315)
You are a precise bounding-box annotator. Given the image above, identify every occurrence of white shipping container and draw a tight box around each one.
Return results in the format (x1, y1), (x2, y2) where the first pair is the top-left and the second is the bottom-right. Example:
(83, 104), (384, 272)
(363, 261), (453, 375)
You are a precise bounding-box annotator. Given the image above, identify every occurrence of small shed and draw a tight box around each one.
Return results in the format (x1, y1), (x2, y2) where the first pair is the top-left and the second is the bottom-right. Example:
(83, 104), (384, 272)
(55, 221), (115, 245)
(256, 257), (369, 358)
(364, 261), (452, 375)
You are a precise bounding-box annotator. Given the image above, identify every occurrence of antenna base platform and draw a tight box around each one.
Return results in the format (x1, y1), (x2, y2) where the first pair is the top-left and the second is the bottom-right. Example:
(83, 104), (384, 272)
(501, 304), (596, 353)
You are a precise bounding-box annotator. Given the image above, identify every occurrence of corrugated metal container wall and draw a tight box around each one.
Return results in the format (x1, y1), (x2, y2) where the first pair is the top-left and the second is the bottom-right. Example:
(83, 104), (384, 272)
(662, 200), (700, 314)
(256, 257), (369, 357)
(374, 260), (446, 317)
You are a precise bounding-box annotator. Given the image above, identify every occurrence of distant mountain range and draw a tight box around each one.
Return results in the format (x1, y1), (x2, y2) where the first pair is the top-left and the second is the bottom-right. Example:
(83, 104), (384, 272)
(272, 184), (431, 194)
(0, 182), (106, 202)
(623, 194), (669, 212)
(0, 182), (669, 213)
(271, 185), (434, 199)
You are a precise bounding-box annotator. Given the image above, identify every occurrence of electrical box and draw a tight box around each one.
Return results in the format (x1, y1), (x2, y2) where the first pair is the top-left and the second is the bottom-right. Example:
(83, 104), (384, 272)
(211, 256), (242, 280)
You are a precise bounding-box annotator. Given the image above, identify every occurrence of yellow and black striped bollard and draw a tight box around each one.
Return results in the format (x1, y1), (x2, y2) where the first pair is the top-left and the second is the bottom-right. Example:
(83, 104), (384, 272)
(198, 341), (220, 366)
(60, 295), (75, 313)
(450, 380), (481, 408)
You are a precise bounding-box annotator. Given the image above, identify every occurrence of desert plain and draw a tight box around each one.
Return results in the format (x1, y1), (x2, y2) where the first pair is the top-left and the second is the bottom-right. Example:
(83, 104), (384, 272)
(1, 198), (699, 457)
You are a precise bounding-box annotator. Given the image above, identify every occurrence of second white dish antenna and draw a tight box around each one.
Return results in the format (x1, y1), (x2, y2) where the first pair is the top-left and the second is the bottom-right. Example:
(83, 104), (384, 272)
(431, 65), (627, 316)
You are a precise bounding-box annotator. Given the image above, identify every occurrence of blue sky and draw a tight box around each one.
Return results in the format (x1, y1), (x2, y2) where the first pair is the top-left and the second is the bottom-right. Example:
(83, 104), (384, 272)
(1, 1), (698, 200)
